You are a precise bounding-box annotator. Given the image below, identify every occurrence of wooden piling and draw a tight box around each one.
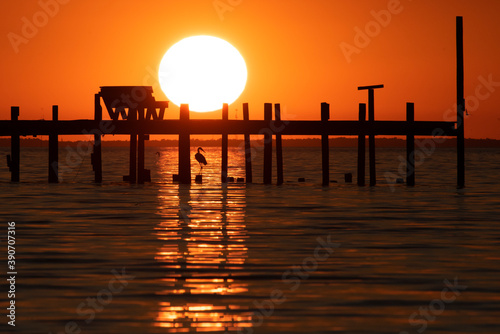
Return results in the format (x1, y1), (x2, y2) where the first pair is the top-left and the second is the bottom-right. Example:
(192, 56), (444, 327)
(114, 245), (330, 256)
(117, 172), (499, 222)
(137, 106), (146, 184)
(321, 102), (330, 186)
(48, 105), (59, 183)
(406, 103), (415, 186)
(129, 108), (137, 184)
(275, 103), (284, 185)
(357, 103), (366, 186)
(179, 104), (191, 184)
(263, 103), (273, 184)
(358, 84), (383, 186)
(93, 94), (103, 183)
(138, 133), (146, 184)
(457, 16), (465, 189)
(222, 103), (229, 183)
(10, 107), (20, 182)
(368, 89), (376, 186)
(243, 103), (253, 183)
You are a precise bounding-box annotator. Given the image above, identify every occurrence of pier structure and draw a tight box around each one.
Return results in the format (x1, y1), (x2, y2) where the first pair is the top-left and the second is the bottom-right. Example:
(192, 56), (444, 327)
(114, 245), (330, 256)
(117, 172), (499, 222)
(1, 17), (466, 188)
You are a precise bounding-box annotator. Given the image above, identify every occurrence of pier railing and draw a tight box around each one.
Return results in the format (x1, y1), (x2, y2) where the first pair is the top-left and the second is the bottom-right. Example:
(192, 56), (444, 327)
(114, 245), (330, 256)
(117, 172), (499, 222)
(0, 98), (461, 187)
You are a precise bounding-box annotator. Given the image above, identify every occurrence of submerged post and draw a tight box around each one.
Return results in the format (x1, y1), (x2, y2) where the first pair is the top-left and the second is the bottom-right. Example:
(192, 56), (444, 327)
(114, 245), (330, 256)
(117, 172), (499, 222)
(321, 102), (330, 186)
(222, 103), (229, 183)
(10, 107), (20, 182)
(179, 104), (191, 184)
(263, 103), (273, 184)
(275, 103), (283, 185)
(48, 105), (59, 183)
(93, 94), (103, 183)
(457, 16), (465, 189)
(243, 103), (252, 183)
(357, 103), (366, 186)
(406, 103), (415, 186)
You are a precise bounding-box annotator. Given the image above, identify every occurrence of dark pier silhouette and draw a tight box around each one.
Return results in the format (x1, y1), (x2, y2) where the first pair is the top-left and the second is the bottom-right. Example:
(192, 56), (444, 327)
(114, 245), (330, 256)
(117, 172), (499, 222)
(358, 84), (384, 186)
(1, 17), (466, 188)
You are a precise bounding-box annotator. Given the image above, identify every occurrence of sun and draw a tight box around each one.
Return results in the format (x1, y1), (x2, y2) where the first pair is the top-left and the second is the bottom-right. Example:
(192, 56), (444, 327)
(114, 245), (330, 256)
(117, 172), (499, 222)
(158, 36), (247, 112)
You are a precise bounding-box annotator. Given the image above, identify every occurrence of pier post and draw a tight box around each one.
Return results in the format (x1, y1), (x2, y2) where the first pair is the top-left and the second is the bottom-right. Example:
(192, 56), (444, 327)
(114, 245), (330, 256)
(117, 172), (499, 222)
(275, 103), (284, 185)
(93, 94), (103, 183)
(368, 89), (376, 186)
(137, 107), (146, 184)
(243, 103), (253, 183)
(358, 84), (384, 186)
(48, 105), (59, 183)
(321, 102), (330, 186)
(179, 104), (191, 184)
(263, 103), (273, 184)
(10, 107), (20, 182)
(357, 103), (366, 186)
(406, 103), (415, 186)
(137, 134), (146, 184)
(222, 103), (229, 183)
(129, 108), (137, 184)
(457, 16), (465, 189)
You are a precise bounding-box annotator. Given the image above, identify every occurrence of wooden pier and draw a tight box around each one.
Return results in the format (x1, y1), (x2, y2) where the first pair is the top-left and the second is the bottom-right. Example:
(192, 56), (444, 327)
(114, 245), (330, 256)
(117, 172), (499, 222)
(1, 17), (466, 188)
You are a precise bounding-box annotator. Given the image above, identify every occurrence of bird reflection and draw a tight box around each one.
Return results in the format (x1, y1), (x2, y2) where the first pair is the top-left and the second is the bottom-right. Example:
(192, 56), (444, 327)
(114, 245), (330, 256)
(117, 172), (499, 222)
(155, 183), (251, 332)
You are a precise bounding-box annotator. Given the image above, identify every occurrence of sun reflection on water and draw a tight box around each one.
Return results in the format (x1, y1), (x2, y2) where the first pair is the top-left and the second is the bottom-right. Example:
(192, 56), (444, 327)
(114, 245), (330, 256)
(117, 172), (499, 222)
(155, 151), (251, 332)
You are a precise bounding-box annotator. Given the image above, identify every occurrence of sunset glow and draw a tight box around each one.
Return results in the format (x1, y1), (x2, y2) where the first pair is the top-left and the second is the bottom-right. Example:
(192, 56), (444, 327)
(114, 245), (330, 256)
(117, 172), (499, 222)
(158, 36), (247, 112)
(2, 1), (500, 138)
(1, 2), (500, 333)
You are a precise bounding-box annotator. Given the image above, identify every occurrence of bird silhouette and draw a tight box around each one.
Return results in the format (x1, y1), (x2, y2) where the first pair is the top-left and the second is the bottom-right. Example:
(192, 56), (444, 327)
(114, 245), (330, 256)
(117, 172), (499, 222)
(195, 147), (207, 175)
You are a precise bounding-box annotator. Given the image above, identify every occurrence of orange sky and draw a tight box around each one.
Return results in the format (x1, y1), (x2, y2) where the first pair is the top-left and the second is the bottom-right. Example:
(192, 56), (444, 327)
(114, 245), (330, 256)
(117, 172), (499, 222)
(1, 0), (500, 139)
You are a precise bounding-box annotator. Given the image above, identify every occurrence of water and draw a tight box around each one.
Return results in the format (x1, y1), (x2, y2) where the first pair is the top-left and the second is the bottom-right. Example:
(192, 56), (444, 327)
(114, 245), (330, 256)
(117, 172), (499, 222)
(1, 146), (499, 334)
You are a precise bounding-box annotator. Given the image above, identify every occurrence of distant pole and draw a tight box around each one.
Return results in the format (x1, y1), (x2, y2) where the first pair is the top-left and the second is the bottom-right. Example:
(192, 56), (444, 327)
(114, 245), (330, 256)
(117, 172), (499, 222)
(406, 103), (415, 186)
(179, 104), (191, 184)
(457, 16), (465, 189)
(129, 108), (137, 184)
(243, 103), (253, 183)
(10, 106), (20, 182)
(275, 103), (284, 185)
(93, 94), (103, 183)
(357, 103), (366, 186)
(48, 105), (59, 183)
(321, 102), (330, 186)
(222, 103), (229, 183)
(263, 103), (273, 184)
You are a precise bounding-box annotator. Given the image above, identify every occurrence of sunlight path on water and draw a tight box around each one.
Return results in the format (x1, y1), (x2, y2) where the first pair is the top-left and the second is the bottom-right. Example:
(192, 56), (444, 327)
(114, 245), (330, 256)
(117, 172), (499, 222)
(1, 147), (499, 333)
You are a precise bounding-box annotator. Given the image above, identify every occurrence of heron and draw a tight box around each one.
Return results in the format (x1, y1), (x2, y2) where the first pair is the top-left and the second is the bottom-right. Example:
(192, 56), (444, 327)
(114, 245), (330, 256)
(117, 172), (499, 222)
(195, 147), (207, 175)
